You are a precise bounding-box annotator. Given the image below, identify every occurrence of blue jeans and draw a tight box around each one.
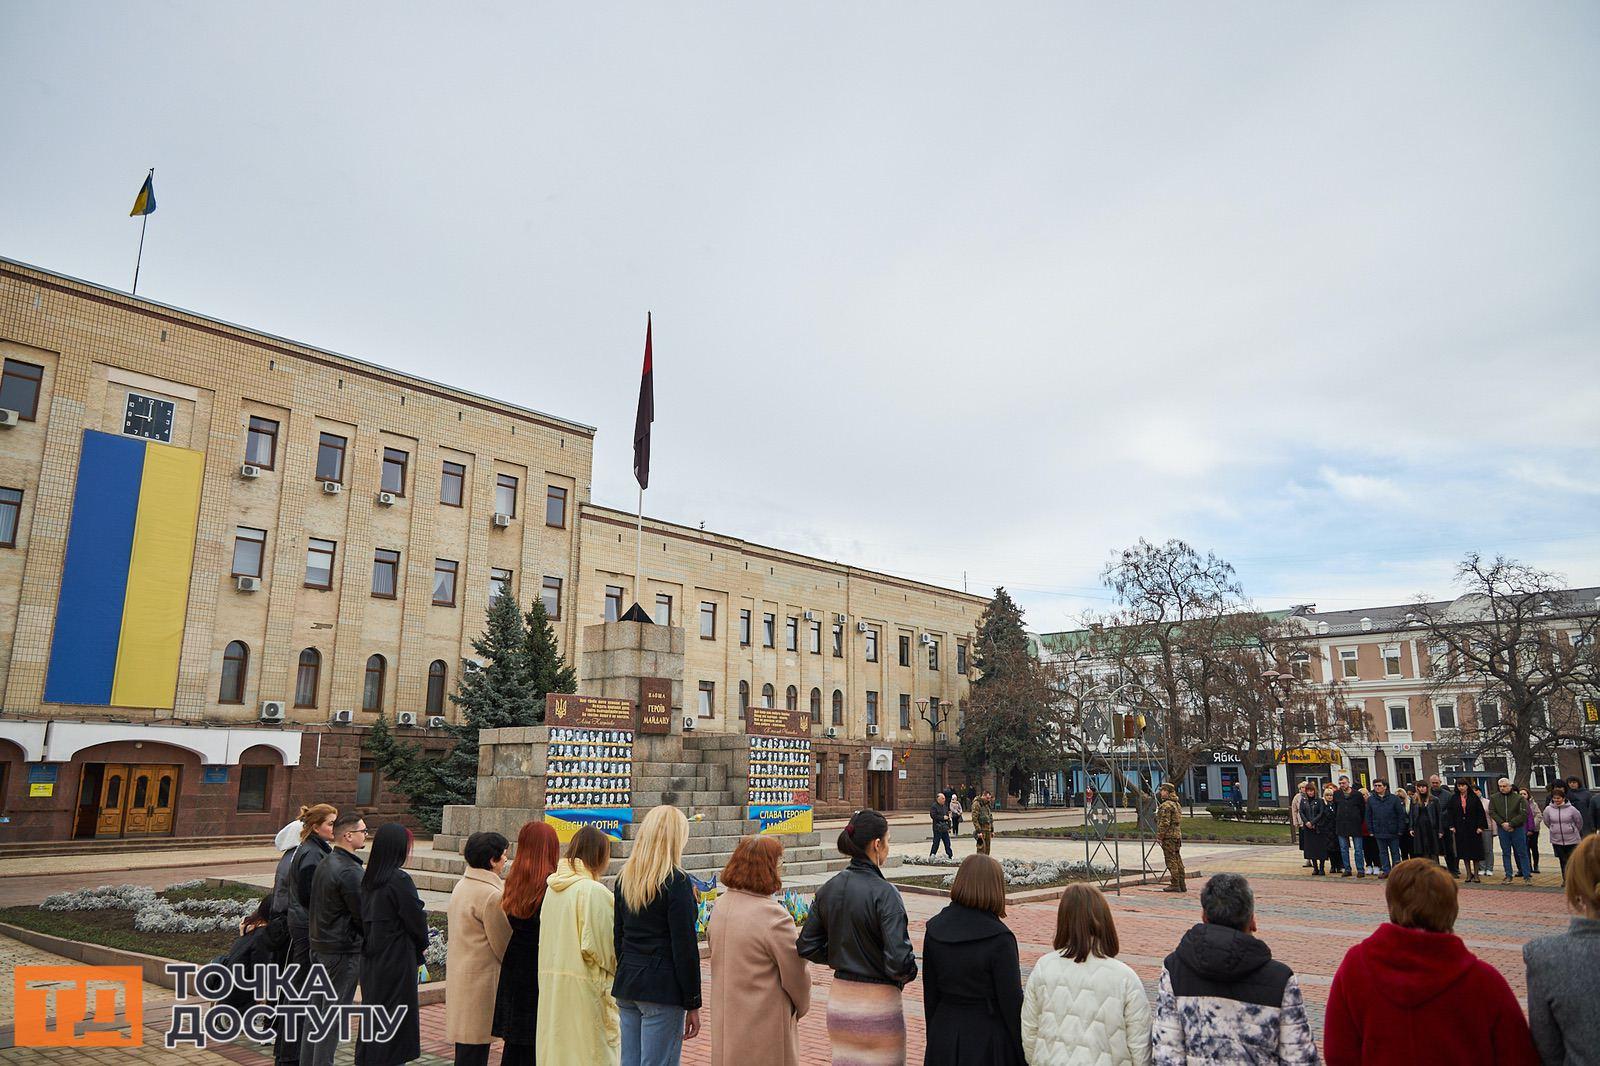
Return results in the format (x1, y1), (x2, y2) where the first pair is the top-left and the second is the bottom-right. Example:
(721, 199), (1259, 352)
(1375, 836), (1402, 873)
(1338, 835), (1366, 873)
(1496, 824), (1531, 878)
(618, 998), (685, 1066)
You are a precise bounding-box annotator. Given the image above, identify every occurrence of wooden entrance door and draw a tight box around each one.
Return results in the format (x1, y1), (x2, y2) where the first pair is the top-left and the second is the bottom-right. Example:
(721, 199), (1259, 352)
(121, 764), (179, 836)
(95, 764), (131, 836)
(867, 770), (894, 811)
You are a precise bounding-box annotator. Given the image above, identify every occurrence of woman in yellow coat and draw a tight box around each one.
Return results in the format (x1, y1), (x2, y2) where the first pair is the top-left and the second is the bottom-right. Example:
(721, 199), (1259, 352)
(536, 826), (619, 1065)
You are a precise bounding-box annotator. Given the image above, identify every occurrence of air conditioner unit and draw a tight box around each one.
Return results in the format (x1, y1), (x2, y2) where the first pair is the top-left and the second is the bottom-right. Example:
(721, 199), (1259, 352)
(376, 491), (396, 506)
(682, 715), (697, 732)
(825, 727), (839, 739)
(491, 512), (511, 528)
(856, 622), (870, 633)
(427, 715), (448, 729)
(395, 711), (417, 727)
(834, 613), (847, 624)
(0, 409), (19, 428)
(802, 610), (818, 622)
(866, 724), (880, 736)
(239, 463), (262, 479)
(330, 709), (355, 725)
(919, 633), (934, 645)
(936, 732), (949, 743)
(235, 575), (261, 593)
(321, 480), (342, 495)
(259, 700), (286, 722)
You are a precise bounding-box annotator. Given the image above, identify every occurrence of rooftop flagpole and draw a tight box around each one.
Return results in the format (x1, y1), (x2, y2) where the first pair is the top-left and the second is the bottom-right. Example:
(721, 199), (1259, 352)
(129, 168), (156, 295)
(624, 312), (655, 622)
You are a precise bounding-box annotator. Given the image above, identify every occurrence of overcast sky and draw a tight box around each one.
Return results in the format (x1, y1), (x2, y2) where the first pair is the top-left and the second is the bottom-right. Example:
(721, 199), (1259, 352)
(3, 3), (1597, 632)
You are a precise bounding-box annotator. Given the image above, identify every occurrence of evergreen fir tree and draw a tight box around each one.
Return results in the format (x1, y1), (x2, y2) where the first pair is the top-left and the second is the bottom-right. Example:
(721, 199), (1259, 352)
(961, 587), (1052, 802)
(523, 599), (577, 709)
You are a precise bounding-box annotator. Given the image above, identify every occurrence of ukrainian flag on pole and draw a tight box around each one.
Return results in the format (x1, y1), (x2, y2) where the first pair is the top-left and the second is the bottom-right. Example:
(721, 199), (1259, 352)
(129, 170), (157, 216)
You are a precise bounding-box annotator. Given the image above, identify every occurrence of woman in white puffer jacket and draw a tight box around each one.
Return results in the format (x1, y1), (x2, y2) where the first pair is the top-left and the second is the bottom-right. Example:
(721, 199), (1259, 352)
(1021, 884), (1151, 1066)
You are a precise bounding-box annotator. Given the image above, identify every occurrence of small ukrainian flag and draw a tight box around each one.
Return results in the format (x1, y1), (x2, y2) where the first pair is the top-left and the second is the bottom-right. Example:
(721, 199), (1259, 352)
(129, 170), (156, 217)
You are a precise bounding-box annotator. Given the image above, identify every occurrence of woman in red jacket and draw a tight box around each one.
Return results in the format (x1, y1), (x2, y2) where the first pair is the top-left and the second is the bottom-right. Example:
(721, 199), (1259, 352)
(1324, 858), (1537, 1065)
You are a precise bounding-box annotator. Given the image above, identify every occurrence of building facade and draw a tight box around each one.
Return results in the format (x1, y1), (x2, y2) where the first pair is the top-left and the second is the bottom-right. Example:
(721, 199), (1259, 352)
(0, 258), (979, 840)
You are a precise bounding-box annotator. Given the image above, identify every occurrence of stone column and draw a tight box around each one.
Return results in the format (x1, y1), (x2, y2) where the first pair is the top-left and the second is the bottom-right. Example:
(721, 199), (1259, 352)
(579, 620), (686, 769)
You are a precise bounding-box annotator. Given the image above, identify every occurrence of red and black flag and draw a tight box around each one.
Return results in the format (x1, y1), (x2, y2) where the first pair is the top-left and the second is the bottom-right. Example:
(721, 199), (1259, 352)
(633, 313), (654, 490)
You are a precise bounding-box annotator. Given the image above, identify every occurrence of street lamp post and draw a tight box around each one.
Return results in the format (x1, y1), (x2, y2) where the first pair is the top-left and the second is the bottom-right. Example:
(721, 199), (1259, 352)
(1263, 669), (1296, 840)
(918, 697), (952, 795)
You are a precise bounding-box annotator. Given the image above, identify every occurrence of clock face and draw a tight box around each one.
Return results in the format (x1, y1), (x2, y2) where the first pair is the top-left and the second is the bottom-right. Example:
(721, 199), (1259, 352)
(123, 392), (175, 442)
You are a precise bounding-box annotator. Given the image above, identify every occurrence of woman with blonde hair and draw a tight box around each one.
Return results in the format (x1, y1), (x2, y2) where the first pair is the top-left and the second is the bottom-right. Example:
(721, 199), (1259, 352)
(1524, 833), (1600, 1064)
(708, 835), (810, 1066)
(612, 805), (701, 1066)
(538, 825), (619, 1065)
(1021, 883), (1149, 1065)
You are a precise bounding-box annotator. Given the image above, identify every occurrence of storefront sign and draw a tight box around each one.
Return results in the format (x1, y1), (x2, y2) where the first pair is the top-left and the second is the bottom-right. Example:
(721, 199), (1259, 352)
(546, 693), (635, 730)
(638, 677), (672, 735)
(746, 706), (811, 738)
(1281, 747), (1335, 764)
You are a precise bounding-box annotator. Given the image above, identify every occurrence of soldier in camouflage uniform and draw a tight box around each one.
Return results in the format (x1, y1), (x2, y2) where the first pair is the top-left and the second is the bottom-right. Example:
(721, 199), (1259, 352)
(1156, 781), (1186, 892)
(973, 791), (995, 855)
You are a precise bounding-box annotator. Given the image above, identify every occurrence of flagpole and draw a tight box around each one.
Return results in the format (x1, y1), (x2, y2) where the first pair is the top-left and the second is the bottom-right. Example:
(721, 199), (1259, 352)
(132, 213), (148, 295)
(636, 483), (645, 607)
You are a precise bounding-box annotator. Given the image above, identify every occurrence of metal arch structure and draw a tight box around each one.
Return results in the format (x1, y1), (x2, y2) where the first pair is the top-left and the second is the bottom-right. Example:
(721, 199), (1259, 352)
(1078, 702), (1164, 895)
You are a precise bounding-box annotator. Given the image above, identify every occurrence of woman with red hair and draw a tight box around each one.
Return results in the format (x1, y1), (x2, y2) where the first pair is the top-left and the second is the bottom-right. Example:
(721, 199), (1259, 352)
(492, 821), (563, 1066)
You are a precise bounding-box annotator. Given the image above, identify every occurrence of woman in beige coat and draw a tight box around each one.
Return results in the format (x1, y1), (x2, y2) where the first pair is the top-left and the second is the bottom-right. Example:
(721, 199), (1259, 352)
(445, 831), (514, 1066)
(707, 835), (811, 1066)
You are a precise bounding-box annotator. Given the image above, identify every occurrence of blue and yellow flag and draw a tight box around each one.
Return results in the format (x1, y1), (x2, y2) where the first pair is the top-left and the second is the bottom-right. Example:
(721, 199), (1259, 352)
(129, 171), (156, 217)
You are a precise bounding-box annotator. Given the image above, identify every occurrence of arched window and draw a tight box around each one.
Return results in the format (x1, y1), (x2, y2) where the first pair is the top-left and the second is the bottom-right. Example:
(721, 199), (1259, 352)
(157, 776), (173, 807)
(810, 687), (822, 718)
(219, 641), (249, 704)
(739, 680), (750, 720)
(426, 660), (447, 716)
(785, 685), (798, 710)
(363, 655), (386, 713)
(832, 689), (844, 726)
(295, 649), (321, 708)
(761, 683), (775, 708)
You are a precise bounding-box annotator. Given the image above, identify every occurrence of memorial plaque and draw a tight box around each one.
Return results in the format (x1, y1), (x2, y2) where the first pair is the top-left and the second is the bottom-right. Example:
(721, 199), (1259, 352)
(546, 692), (636, 730)
(638, 677), (672, 735)
(746, 708), (813, 835)
(746, 706), (811, 739)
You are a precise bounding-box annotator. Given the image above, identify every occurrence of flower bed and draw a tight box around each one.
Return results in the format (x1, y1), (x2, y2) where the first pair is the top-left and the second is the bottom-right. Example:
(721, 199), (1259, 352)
(900, 855), (1118, 889)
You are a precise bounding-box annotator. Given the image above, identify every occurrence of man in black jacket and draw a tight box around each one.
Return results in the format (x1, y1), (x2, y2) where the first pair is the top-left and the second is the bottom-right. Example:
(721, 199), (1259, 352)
(1333, 776), (1368, 878)
(929, 793), (953, 858)
(1565, 776), (1595, 837)
(302, 812), (366, 1066)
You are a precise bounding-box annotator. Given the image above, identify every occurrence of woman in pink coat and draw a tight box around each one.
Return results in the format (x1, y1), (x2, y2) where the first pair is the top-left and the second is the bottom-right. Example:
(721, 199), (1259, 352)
(707, 835), (811, 1066)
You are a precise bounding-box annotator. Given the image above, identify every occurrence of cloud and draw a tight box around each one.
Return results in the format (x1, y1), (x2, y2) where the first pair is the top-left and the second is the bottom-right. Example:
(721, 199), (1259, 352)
(1316, 467), (1407, 506)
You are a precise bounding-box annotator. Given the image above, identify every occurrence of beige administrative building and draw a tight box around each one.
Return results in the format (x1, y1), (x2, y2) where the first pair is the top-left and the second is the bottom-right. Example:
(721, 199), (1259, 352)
(0, 258), (981, 841)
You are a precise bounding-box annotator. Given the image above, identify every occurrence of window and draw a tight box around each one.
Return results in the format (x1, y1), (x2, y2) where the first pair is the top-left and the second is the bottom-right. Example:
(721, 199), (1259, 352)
(1339, 648), (1360, 678)
(1435, 702), (1458, 730)
(739, 681), (750, 720)
(433, 559), (459, 606)
(810, 687), (822, 719)
(294, 648), (321, 708)
(427, 660), (447, 716)
(1479, 698), (1501, 728)
(900, 693), (911, 730)
(232, 526), (266, 578)
(786, 685), (798, 710)
(762, 613), (776, 647)
(809, 619), (822, 654)
(832, 623), (844, 657)
(739, 609), (752, 646)
(654, 594), (673, 626)
(837, 755), (848, 799)
(1531, 764), (1558, 789)
(440, 461), (466, 506)
(605, 585), (624, 622)
(698, 680), (715, 718)
(541, 576), (562, 619)
(372, 550), (400, 598)
(865, 627), (879, 662)
(0, 358), (44, 420)
(495, 474), (518, 516)
(785, 617), (798, 651)
(219, 641), (248, 703)
(700, 601), (717, 640)
(956, 642), (968, 675)
(244, 417), (278, 468)
(490, 567), (514, 602)
(363, 654), (386, 713)
(315, 432), (346, 482)
(1388, 701), (1409, 732)
(355, 758), (377, 806)
(1382, 645), (1403, 678)
(898, 634), (911, 667)
(928, 640), (940, 671)
(304, 538), (336, 589)
(866, 691), (879, 727)
(237, 765), (269, 812)
(761, 683), (775, 707)
(381, 448), (408, 495)
(832, 689), (844, 726)
(1289, 651), (1311, 679)
(0, 487), (21, 548)
(545, 485), (568, 528)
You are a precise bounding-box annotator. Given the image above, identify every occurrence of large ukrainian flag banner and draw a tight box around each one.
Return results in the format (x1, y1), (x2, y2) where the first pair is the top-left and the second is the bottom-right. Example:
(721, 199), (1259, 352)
(44, 430), (204, 708)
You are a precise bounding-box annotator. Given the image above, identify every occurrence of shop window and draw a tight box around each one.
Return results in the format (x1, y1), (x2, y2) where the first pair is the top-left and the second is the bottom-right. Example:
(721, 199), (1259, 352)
(238, 766), (270, 812)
